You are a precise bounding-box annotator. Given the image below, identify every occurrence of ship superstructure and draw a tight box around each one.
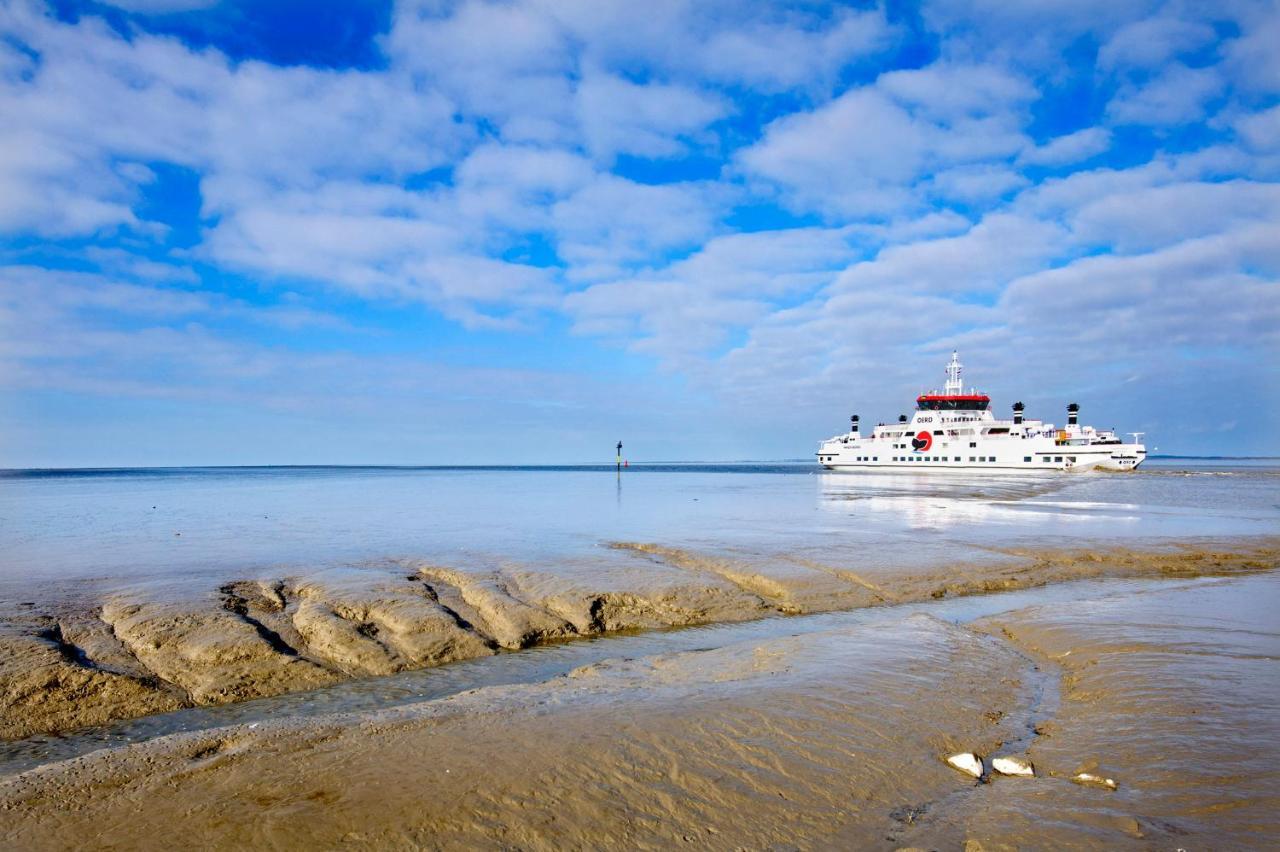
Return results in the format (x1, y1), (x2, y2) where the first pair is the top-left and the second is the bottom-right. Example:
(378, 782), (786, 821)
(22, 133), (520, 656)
(816, 352), (1146, 472)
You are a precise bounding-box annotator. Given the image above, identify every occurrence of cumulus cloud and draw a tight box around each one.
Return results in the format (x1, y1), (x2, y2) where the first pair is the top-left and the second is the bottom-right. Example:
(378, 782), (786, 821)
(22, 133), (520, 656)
(1018, 128), (1112, 167)
(1108, 63), (1225, 126)
(576, 71), (727, 163)
(737, 63), (1034, 217)
(551, 175), (725, 281)
(1096, 14), (1218, 71)
(565, 226), (857, 361)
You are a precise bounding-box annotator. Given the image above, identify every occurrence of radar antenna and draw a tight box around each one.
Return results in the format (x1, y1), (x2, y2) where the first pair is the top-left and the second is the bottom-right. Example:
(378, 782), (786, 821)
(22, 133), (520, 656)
(944, 351), (964, 396)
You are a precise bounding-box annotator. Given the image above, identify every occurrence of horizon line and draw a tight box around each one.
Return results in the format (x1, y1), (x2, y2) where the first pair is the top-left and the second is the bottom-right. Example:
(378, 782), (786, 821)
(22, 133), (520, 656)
(2, 454), (1277, 474)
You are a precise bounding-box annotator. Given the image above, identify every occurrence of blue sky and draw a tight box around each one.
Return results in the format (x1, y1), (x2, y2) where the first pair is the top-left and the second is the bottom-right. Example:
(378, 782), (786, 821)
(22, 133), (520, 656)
(1, 0), (1277, 465)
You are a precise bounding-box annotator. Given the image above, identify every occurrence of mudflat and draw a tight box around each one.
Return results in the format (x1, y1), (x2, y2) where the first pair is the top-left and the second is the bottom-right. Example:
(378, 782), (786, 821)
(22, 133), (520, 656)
(4, 571), (1276, 850)
(3, 540), (1275, 740)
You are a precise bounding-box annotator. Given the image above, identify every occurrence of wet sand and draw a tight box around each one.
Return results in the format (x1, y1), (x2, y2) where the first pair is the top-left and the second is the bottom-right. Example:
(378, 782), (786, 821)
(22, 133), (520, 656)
(4, 571), (1276, 850)
(3, 539), (1276, 740)
(897, 572), (1280, 848)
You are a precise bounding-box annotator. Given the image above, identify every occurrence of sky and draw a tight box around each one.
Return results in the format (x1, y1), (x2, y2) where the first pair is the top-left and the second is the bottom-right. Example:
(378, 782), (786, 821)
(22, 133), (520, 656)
(1, 0), (1277, 466)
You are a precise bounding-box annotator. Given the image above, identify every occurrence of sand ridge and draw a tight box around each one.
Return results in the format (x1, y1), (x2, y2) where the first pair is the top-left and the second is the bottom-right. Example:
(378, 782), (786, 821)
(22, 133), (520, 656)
(1, 538), (1276, 741)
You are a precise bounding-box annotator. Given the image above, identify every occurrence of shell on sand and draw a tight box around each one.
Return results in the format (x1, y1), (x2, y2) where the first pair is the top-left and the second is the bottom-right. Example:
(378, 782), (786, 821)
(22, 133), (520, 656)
(991, 755), (1035, 777)
(945, 752), (984, 778)
(1072, 772), (1117, 790)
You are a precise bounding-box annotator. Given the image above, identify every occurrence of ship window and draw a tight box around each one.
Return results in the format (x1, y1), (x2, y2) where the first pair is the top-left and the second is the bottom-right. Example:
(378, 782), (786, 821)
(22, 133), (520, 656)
(1043, 457), (1051, 463)
(932, 430), (943, 435)
(1024, 456), (1032, 462)
(1068, 456), (1076, 462)
(874, 457), (879, 462)
(954, 456), (960, 462)
(969, 456), (975, 462)
(969, 442), (977, 448)
(1055, 456), (1063, 462)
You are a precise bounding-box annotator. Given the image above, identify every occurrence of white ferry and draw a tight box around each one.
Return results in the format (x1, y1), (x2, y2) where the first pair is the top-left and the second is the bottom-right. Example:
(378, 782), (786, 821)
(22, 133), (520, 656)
(817, 352), (1146, 472)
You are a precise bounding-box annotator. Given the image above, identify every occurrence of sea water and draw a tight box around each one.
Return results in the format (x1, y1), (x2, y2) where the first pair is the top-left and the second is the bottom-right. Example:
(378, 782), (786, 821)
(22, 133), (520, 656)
(1, 460), (1276, 603)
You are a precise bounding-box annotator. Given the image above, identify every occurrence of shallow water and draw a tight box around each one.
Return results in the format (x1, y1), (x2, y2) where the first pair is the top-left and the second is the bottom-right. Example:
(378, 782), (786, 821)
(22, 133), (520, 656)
(900, 570), (1280, 848)
(2, 460), (1276, 602)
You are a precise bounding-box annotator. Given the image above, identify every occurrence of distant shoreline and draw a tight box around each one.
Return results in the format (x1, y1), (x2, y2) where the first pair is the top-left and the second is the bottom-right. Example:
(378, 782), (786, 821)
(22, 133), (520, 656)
(1, 456), (1278, 475)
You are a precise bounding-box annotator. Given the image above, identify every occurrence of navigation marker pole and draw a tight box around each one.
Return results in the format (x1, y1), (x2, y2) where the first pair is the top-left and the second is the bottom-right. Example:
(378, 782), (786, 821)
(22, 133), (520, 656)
(616, 441), (623, 472)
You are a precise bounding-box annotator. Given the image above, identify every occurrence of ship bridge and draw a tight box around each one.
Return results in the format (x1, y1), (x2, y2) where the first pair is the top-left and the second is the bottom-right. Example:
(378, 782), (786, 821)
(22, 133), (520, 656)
(916, 352), (990, 411)
(915, 393), (990, 411)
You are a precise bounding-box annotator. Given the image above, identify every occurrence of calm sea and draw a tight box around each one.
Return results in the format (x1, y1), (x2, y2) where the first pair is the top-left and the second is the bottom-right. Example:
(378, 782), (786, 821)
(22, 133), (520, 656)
(2, 459), (1277, 602)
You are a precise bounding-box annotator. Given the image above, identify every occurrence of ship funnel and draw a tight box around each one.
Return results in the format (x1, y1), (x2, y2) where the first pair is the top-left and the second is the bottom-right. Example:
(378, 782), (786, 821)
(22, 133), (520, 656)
(1067, 402), (1079, 427)
(1013, 401), (1024, 425)
(850, 414), (860, 435)
(898, 414), (908, 424)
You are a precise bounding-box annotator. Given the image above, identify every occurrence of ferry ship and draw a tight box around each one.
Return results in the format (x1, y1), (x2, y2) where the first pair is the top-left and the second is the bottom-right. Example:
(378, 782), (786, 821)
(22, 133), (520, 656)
(817, 352), (1146, 472)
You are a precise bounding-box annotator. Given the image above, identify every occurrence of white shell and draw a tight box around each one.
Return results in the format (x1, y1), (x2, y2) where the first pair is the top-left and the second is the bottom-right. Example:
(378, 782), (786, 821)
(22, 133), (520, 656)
(1072, 772), (1117, 790)
(991, 756), (1035, 777)
(945, 752), (984, 778)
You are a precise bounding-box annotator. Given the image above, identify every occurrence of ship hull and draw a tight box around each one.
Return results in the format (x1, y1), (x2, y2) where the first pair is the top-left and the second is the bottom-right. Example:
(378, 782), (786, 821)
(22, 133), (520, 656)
(816, 441), (1146, 473)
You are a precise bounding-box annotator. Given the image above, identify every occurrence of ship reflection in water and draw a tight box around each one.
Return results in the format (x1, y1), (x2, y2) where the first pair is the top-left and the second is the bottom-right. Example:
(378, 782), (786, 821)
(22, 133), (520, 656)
(819, 469), (1145, 531)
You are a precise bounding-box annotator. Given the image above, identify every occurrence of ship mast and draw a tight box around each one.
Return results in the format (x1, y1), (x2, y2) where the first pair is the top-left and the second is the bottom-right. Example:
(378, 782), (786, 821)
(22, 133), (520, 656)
(944, 351), (963, 396)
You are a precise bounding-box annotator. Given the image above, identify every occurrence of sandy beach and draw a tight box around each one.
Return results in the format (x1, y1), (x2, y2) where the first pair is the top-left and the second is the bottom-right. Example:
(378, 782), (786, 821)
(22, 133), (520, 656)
(3, 538), (1275, 741)
(3, 569), (1276, 850)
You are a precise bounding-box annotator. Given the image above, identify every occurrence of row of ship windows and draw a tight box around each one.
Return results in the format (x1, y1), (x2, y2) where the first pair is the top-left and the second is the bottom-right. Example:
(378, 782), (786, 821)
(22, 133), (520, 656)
(877, 455), (1079, 463)
(894, 442), (981, 449)
(822, 455), (1079, 464)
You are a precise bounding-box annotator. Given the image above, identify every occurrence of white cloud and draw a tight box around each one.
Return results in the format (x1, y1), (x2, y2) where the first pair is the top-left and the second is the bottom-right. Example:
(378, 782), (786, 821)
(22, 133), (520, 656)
(1018, 127), (1112, 167)
(1068, 180), (1280, 253)
(564, 226), (857, 361)
(1001, 223), (1280, 349)
(551, 175), (725, 281)
(542, 1), (893, 94)
(1108, 63), (1225, 126)
(924, 165), (1028, 203)
(1097, 15), (1217, 71)
(1235, 104), (1280, 153)
(692, 6), (894, 92)
(1223, 1), (1280, 93)
(830, 213), (1067, 297)
(575, 71), (726, 163)
(738, 63), (1033, 217)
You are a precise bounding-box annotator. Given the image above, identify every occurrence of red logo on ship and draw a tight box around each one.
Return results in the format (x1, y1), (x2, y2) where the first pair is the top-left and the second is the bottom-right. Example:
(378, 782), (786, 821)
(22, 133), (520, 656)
(911, 431), (932, 452)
